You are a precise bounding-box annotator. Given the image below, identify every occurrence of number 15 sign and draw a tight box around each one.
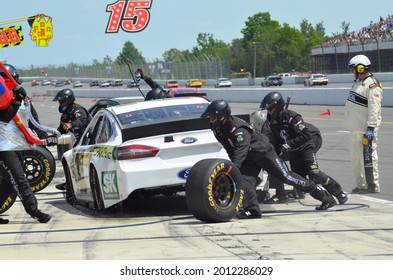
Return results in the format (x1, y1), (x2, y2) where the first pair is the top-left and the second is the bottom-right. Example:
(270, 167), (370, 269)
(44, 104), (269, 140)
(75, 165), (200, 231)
(106, 0), (153, 33)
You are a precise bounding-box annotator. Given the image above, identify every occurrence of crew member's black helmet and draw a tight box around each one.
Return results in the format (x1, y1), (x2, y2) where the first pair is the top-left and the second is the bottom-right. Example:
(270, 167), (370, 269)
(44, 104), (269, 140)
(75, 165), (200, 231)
(53, 88), (75, 113)
(260, 91), (285, 110)
(201, 100), (231, 129)
(145, 87), (165, 101)
(0, 64), (21, 84)
(260, 91), (285, 121)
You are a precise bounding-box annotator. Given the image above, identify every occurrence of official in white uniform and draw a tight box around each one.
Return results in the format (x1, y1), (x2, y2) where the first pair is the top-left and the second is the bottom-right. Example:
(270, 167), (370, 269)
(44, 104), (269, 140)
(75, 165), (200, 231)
(344, 55), (382, 194)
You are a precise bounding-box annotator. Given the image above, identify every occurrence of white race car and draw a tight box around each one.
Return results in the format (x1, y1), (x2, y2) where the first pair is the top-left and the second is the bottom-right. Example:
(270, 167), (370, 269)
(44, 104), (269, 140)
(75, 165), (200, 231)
(61, 97), (229, 211)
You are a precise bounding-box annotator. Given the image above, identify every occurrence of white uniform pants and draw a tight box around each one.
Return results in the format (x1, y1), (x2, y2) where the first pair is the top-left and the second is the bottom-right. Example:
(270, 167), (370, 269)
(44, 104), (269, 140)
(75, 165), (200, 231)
(349, 131), (380, 191)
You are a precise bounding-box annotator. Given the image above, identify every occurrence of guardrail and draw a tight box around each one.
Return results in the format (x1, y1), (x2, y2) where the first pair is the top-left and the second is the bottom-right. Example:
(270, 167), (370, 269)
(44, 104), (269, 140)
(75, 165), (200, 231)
(44, 86), (393, 107)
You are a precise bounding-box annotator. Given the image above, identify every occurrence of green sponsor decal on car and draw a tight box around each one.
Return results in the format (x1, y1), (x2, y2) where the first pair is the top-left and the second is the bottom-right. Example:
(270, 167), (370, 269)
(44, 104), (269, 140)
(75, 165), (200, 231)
(101, 171), (120, 200)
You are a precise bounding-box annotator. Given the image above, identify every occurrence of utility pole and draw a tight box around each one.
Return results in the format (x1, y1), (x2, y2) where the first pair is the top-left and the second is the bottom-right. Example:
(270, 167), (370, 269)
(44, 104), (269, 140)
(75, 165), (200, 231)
(253, 42), (257, 79)
(251, 42), (258, 85)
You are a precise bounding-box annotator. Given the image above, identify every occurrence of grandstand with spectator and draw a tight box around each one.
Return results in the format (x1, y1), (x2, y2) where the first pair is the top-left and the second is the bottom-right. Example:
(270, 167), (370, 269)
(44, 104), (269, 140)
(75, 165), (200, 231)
(311, 14), (393, 74)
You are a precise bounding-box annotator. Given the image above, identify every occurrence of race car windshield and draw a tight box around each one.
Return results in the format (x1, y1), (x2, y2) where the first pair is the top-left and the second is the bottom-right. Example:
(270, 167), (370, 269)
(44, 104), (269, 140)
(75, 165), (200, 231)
(116, 103), (208, 126)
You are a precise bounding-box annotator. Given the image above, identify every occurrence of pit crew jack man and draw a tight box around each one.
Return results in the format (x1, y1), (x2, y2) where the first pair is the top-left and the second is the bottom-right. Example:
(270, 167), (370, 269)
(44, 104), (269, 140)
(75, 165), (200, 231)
(201, 100), (337, 219)
(135, 68), (172, 100)
(344, 54), (382, 194)
(259, 91), (348, 205)
(0, 64), (51, 224)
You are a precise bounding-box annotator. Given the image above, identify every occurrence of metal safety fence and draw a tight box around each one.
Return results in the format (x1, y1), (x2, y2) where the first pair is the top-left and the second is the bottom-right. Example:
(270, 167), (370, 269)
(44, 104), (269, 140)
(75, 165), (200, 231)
(18, 59), (231, 81)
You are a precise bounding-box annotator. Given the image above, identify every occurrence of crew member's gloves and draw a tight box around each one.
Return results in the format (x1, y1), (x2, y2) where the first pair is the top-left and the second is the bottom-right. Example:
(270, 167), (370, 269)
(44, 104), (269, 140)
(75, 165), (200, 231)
(36, 129), (49, 140)
(279, 143), (291, 156)
(45, 136), (58, 146)
(13, 85), (27, 102)
(281, 143), (291, 152)
(62, 122), (72, 132)
(365, 127), (374, 141)
(135, 68), (145, 81)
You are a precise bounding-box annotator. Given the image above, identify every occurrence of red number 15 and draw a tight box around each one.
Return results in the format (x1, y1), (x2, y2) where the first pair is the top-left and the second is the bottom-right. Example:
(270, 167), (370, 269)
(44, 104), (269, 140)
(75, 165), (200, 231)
(106, 0), (152, 33)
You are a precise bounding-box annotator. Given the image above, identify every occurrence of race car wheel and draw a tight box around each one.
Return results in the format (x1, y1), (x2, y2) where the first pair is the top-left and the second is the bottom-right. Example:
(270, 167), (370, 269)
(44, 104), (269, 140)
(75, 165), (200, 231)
(90, 165), (105, 212)
(0, 188), (17, 214)
(21, 146), (56, 193)
(185, 159), (245, 223)
(62, 161), (76, 204)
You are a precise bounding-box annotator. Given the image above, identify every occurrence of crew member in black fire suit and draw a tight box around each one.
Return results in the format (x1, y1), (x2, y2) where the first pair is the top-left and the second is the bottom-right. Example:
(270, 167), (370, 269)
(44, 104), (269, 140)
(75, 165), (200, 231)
(52, 88), (91, 146)
(134, 68), (172, 100)
(201, 100), (336, 219)
(0, 64), (51, 224)
(259, 91), (348, 205)
(52, 88), (91, 190)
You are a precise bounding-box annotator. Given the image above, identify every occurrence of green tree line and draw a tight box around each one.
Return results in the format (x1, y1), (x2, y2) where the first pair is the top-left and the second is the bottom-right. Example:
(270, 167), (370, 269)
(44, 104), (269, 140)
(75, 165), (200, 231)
(118, 12), (332, 77)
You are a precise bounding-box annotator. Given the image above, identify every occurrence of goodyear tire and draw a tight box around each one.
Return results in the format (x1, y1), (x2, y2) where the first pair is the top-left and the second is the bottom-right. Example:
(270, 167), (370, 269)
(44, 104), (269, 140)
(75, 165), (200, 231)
(90, 165), (105, 212)
(21, 146), (56, 193)
(185, 159), (244, 223)
(0, 188), (17, 214)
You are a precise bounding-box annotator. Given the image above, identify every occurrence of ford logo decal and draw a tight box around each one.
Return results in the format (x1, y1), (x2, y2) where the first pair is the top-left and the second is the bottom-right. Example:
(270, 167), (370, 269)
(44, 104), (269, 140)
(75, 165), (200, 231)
(181, 137), (197, 144)
(177, 168), (191, 180)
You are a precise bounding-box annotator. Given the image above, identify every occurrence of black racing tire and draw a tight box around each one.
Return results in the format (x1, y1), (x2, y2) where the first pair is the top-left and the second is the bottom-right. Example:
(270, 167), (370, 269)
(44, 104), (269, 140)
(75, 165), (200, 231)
(0, 189), (17, 214)
(89, 165), (105, 212)
(62, 160), (77, 204)
(21, 146), (56, 193)
(185, 159), (244, 223)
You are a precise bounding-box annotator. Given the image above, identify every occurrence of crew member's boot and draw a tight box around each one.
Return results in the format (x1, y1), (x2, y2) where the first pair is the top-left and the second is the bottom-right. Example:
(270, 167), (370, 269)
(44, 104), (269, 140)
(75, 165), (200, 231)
(310, 184), (337, 211)
(30, 210), (51, 223)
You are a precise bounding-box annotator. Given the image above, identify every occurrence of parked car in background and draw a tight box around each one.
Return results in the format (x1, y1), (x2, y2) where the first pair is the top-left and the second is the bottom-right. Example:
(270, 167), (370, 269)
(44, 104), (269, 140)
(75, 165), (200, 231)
(53, 80), (64, 87)
(31, 79), (40, 86)
(214, 78), (232, 88)
(111, 79), (123, 87)
(167, 87), (207, 99)
(126, 81), (139, 88)
(63, 79), (72, 85)
(99, 80), (111, 87)
(73, 81), (83, 88)
(304, 74), (329, 86)
(90, 80), (100, 87)
(186, 79), (203, 88)
(41, 80), (51, 86)
(164, 80), (179, 88)
(261, 75), (283, 87)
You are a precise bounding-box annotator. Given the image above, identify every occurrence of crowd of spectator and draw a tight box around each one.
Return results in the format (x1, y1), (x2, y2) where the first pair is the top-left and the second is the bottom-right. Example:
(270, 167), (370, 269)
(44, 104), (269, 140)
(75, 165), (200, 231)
(322, 15), (393, 47)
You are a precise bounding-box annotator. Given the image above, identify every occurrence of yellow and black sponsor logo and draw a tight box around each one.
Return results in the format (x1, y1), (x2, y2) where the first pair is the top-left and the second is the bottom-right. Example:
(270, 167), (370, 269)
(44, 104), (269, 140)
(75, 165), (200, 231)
(30, 158), (51, 192)
(0, 196), (14, 212)
(235, 189), (244, 212)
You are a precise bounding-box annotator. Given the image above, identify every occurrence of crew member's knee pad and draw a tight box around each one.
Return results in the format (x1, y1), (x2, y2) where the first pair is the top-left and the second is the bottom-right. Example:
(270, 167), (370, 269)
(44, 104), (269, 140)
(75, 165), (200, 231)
(308, 168), (329, 186)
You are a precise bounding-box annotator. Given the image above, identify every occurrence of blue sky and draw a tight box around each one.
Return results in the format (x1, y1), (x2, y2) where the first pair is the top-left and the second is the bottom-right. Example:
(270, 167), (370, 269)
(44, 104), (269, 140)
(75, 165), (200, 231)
(0, 0), (390, 69)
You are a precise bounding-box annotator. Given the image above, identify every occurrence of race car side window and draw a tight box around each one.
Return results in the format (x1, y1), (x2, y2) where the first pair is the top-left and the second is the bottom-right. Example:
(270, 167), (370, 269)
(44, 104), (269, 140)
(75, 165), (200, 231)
(97, 117), (113, 144)
(80, 120), (98, 146)
(86, 116), (104, 145)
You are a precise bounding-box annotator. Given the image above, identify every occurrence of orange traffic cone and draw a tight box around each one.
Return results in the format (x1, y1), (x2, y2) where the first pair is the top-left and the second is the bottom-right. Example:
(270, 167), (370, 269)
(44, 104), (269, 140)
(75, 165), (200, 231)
(320, 109), (330, 116)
